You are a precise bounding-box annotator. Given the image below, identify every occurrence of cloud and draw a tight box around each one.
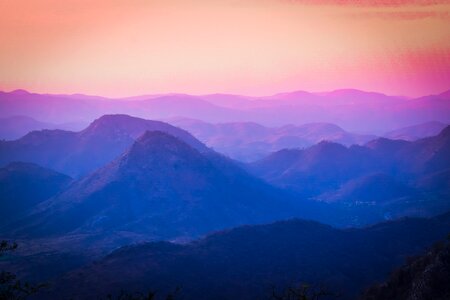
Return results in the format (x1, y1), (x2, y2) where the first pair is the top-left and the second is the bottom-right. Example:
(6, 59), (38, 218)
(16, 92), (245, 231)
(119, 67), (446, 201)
(281, 0), (450, 7)
(349, 10), (450, 19)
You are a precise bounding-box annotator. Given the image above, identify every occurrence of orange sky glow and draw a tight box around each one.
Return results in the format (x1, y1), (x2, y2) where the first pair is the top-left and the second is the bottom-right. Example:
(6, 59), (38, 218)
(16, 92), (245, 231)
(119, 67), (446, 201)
(0, 0), (449, 97)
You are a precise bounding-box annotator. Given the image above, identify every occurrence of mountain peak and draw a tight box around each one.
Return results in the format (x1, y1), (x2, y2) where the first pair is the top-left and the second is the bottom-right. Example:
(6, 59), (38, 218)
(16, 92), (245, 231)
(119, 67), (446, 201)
(121, 130), (203, 170)
(84, 114), (146, 131)
(135, 130), (182, 145)
(81, 114), (208, 152)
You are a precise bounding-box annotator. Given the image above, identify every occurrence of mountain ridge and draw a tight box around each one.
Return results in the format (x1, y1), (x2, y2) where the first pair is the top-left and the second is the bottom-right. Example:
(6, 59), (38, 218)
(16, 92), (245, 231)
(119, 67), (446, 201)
(8, 130), (300, 243)
(43, 213), (450, 300)
(0, 114), (207, 177)
(1, 88), (449, 132)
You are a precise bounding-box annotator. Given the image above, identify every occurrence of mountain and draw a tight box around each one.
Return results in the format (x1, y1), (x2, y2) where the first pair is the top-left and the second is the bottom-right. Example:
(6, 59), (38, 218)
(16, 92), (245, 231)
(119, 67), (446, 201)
(9, 131), (298, 242)
(384, 121), (448, 141)
(368, 125), (450, 175)
(168, 118), (375, 162)
(251, 126), (450, 194)
(247, 127), (450, 222)
(318, 89), (405, 105)
(135, 94), (245, 123)
(361, 237), (450, 300)
(317, 173), (417, 204)
(0, 114), (207, 177)
(412, 126), (450, 175)
(0, 116), (87, 140)
(0, 90), (102, 124)
(0, 116), (55, 140)
(44, 214), (450, 300)
(0, 162), (72, 226)
(416, 169), (450, 197)
(249, 141), (378, 197)
(198, 93), (257, 109)
(252, 89), (450, 132)
(0, 90), (242, 125)
(1, 89), (449, 133)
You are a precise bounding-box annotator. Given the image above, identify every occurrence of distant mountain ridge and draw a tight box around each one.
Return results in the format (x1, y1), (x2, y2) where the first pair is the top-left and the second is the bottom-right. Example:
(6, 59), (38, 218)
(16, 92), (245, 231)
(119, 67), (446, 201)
(1, 88), (449, 133)
(0, 116), (86, 140)
(168, 118), (375, 162)
(384, 121), (448, 141)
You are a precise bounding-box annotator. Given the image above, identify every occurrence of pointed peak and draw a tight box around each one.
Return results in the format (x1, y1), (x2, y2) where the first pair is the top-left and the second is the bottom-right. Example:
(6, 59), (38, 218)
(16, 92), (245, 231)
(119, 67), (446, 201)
(128, 130), (194, 156)
(135, 130), (179, 143)
(117, 130), (205, 171)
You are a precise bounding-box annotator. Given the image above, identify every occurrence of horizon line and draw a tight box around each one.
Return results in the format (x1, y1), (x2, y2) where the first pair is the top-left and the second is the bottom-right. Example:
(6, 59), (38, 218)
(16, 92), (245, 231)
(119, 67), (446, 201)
(1, 87), (449, 100)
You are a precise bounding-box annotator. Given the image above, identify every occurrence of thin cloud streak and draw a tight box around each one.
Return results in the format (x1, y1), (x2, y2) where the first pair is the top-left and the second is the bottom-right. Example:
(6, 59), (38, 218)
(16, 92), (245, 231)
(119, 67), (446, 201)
(348, 10), (450, 19)
(281, 0), (450, 7)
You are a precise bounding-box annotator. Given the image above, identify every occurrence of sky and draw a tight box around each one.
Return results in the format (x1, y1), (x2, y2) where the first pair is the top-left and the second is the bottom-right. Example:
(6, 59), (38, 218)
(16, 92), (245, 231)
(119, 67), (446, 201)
(0, 0), (449, 97)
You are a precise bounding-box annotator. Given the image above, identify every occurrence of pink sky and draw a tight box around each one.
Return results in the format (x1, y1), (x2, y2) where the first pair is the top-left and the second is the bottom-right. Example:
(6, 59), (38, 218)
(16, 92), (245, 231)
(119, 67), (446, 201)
(0, 0), (449, 97)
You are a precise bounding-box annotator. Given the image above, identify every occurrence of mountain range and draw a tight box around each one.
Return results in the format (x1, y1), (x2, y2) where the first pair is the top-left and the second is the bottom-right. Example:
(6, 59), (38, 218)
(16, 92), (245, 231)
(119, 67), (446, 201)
(250, 125), (450, 189)
(0, 103), (449, 299)
(1, 88), (449, 133)
(0, 116), (86, 141)
(6, 130), (300, 243)
(2, 115), (449, 237)
(248, 126), (450, 223)
(384, 121), (448, 141)
(0, 114), (207, 177)
(41, 213), (450, 300)
(167, 118), (375, 162)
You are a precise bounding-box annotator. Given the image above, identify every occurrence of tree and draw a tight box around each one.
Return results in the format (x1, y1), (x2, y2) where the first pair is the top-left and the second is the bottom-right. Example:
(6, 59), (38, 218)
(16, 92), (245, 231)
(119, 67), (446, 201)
(105, 287), (181, 300)
(0, 240), (47, 300)
(270, 283), (339, 300)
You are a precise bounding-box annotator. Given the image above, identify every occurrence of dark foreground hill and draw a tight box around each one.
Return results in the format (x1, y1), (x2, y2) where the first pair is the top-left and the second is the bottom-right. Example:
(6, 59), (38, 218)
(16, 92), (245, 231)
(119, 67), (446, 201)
(7, 131), (300, 242)
(361, 236), (450, 300)
(0, 114), (207, 177)
(39, 213), (450, 300)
